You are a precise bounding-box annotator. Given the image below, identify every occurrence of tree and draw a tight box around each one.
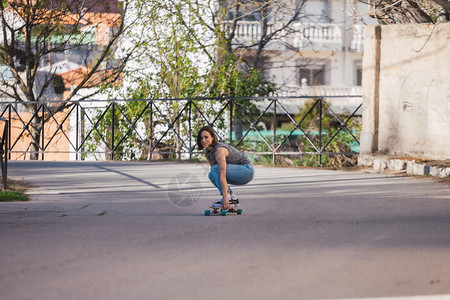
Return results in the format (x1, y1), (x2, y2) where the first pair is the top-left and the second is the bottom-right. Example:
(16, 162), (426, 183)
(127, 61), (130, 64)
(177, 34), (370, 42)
(122, 0), (315, 97)
(88, 0), (277, 160)
(122, 0), (276, 98)
(363, 0), (449, 24)
(219, 0), (306, 70)
(0, 0), (135, 159)
(184, 0), (307, 78)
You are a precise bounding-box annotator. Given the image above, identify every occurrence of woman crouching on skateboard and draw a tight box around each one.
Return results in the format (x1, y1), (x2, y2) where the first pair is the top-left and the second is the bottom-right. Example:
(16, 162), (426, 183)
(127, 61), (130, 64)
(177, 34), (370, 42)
(197, 125), (254, 210)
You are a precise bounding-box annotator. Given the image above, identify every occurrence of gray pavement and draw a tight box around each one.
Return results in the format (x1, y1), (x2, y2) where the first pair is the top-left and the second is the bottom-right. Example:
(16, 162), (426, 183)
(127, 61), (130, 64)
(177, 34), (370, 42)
(1, 161), (449, 300)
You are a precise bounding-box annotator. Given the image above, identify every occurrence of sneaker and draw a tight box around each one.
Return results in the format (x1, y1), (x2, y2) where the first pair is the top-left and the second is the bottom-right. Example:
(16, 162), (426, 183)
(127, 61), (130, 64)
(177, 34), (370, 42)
(211, 195), (239, 208)
(212, 199), (239, 208)
(230, 198), (239, 205)
(211, 200), (223, 208)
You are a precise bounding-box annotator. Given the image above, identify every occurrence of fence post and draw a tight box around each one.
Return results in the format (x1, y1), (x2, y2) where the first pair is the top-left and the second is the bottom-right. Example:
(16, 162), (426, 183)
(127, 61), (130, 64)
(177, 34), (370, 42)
(3, 122), (7, 189)
(319, 98), (323, 167)
(76, 103), (79, 161)
(188, 100), (192, 159)
(41, 104), (45, 160)
(229, 99), (233, 145)
(272, 98), (277, 164)
(111, 101), (115, 160)
(8, 104), (11, 160)
(149, 101), (153, 160)
(0, 118), (8, 189)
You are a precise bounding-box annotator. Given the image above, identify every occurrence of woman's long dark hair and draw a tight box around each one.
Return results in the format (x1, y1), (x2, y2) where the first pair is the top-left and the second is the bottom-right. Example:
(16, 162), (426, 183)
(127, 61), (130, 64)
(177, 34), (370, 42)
(197, 125), (218, 150)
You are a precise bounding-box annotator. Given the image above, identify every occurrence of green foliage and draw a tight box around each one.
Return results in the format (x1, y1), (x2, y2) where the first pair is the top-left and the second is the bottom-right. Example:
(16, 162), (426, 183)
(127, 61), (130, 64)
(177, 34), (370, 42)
(291, 107), (360, 168)
(83, 97), (231, 160)
(0, 191), (28, 202)
(84, 0), (277, 160)
(206, 54), (275, 140)
(84, 1), (358, 165)
(233, 98), (361, 168)
(209, 54), (276, 97)
(83, 101), (152, 160)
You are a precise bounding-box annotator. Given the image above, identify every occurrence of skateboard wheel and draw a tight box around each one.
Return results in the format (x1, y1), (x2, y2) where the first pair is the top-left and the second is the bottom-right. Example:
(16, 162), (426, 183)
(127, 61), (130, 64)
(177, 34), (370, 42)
(204, 210), (211, 216)
(221, 210), (228, 216)
(237, 209), (243, 215)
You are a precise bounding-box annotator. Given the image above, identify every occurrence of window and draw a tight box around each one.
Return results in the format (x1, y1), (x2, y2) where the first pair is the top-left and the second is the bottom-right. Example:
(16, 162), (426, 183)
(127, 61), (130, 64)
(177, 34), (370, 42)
(355, 61), (362, 86)
(227, 1), (262, 21)
(228, 11), (261, 21)
(301, 0), (331, 23)
(356, 68), (362, 86)
(299, 65), (326, 86)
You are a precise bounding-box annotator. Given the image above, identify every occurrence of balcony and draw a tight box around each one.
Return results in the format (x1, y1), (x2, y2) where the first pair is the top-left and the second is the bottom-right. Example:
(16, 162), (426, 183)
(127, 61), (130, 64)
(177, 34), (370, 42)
(232, 21), (364, 52)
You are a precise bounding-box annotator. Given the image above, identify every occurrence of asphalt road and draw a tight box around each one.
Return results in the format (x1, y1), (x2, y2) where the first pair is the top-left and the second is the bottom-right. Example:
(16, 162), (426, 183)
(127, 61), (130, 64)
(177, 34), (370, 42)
(1, 161), (449, 300)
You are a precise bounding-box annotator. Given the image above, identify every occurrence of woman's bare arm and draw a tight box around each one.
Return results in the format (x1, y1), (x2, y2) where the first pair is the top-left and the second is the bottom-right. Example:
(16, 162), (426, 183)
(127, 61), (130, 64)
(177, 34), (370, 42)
(215, 147), (230, 209)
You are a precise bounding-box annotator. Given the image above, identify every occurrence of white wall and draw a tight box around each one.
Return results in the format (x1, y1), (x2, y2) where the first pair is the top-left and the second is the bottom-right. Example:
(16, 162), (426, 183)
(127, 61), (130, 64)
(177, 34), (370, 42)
(361, 23), (450, 160)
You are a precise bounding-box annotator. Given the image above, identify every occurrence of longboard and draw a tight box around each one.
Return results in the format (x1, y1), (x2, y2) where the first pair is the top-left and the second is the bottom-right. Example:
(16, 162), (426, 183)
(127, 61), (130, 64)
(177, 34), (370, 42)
(204, 206), (243, 216)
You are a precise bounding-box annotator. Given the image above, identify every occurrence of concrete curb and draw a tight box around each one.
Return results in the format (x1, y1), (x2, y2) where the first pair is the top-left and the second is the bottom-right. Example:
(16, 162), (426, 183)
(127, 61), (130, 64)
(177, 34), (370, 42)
(358, 155), (450, 178)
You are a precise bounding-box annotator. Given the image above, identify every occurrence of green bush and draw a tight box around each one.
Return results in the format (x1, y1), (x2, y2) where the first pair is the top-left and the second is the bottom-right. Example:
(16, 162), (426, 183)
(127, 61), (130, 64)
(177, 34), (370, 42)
(0, 191), (28, 202)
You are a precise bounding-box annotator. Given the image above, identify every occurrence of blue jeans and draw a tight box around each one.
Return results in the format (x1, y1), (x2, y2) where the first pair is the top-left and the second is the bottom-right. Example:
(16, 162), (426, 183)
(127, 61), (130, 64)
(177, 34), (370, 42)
(208, 164), (254, 195)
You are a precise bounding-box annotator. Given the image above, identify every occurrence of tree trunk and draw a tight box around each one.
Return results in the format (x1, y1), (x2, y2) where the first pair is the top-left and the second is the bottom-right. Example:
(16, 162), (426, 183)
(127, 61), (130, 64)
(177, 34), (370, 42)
(28, 106), (42, 160)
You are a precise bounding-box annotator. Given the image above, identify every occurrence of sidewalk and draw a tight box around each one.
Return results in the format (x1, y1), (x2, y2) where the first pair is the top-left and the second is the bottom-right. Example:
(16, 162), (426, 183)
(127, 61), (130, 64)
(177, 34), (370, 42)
(358, 155), (450, 179)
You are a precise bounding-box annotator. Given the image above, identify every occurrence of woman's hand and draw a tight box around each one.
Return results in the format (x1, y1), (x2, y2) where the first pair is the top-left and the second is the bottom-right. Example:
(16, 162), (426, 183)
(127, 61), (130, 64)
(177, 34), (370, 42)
(222, 197), (231, 210)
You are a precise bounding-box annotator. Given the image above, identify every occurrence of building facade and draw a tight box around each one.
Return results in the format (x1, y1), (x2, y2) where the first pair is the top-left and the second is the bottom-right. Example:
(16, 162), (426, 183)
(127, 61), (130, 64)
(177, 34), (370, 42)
(229, 0), (375, 99)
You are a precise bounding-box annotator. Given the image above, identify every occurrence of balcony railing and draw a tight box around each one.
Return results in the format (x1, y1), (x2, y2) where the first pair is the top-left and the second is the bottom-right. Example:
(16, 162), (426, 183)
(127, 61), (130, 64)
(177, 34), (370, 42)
(276, 85), (362, 97)
(292, 23), (342, 48)
(232, 21), (364, 52)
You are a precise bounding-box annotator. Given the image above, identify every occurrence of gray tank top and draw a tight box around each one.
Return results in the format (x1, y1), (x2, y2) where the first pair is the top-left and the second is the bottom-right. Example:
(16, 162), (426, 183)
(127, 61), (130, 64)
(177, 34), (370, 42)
(205, 143), (251, 166)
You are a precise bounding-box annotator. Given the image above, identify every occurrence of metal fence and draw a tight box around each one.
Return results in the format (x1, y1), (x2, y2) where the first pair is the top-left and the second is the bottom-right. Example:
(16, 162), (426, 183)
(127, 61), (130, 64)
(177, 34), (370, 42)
(0, 117), (8, 189)
(0, 95), (362, 166)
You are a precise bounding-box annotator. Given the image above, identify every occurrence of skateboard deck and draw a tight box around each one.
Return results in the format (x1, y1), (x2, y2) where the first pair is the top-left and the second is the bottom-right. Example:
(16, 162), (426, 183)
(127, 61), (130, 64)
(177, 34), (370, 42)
(204, 205), (242, 216)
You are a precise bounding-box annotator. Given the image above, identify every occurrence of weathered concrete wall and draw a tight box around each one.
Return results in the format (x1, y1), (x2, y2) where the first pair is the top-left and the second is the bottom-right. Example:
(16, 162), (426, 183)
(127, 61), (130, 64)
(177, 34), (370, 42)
(361, 23), (450, 160)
